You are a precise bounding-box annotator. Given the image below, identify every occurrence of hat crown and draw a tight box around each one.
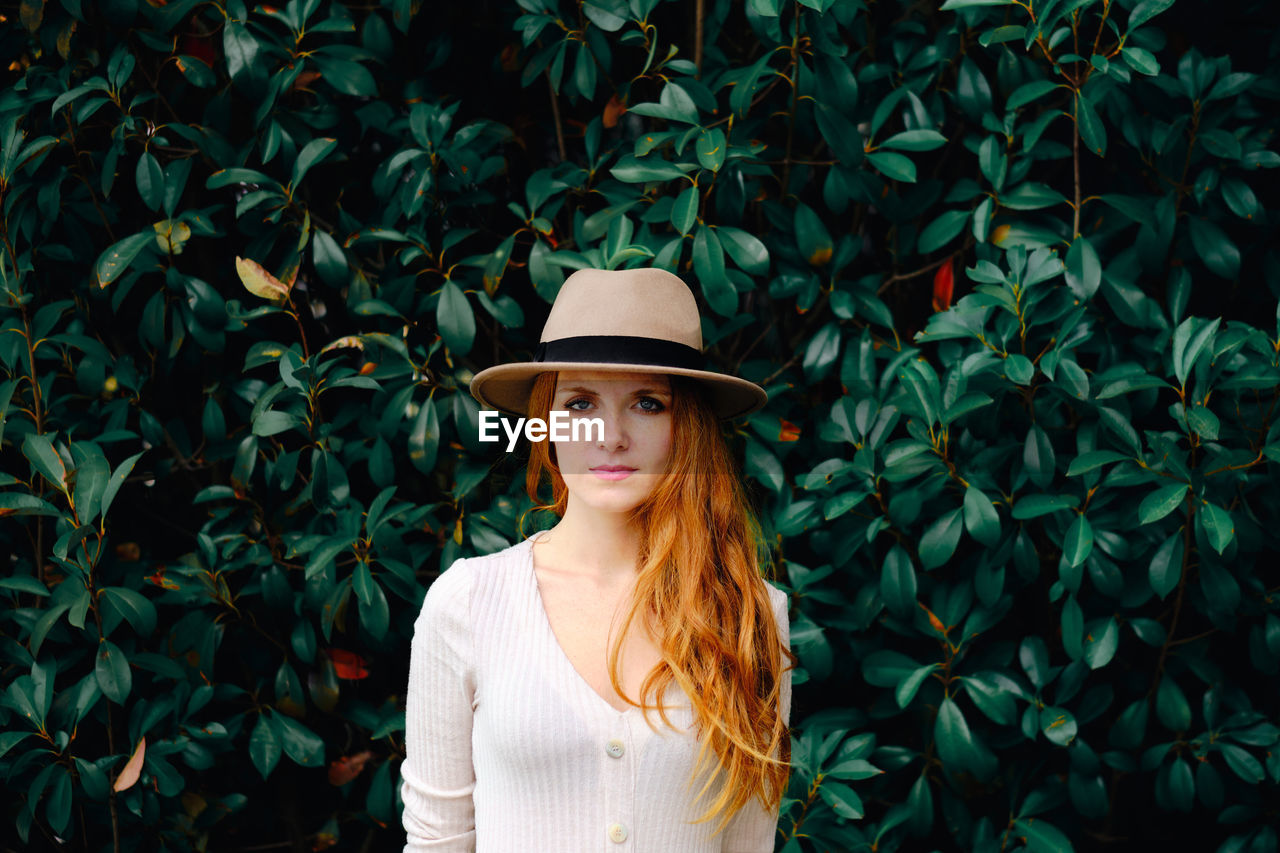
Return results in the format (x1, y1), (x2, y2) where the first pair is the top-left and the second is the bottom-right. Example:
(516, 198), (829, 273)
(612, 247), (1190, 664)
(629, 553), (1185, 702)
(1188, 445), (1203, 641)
(541, 268), (702, 350)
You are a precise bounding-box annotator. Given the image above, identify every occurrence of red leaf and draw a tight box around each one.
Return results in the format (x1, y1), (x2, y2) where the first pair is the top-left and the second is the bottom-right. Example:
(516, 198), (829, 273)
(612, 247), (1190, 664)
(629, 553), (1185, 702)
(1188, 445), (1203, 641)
(327, 648), (369, 680)
(328, 750), (374, 786)
(932, 258), (954, 312)
(778, 419), (801, 442)
(114, 737), (146, 792)
(603, 94), (627, 129)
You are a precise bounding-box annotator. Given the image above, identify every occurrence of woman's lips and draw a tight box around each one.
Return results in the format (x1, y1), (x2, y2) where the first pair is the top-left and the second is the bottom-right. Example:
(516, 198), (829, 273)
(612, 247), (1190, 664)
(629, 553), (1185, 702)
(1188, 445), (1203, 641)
(590, 466), (637, 481)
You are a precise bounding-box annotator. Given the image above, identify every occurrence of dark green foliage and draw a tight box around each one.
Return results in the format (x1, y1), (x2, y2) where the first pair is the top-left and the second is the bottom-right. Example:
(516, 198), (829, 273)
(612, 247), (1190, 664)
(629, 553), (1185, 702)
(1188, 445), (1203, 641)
(2, 0), (1279, 849)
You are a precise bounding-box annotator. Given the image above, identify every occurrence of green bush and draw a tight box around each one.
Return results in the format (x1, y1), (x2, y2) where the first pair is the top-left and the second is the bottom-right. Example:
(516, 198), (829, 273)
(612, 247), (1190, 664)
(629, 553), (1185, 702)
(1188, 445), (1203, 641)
(2, 0), (1278, 850)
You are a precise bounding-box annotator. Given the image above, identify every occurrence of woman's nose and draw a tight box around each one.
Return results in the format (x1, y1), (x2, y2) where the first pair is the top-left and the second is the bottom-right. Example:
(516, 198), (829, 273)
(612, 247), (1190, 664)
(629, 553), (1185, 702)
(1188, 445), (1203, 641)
(597, 409), (629, 451)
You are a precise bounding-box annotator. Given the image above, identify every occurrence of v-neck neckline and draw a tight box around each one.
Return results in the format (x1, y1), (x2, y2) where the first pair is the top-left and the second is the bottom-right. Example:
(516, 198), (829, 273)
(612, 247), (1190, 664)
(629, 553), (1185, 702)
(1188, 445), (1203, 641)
(524, 530), (646, 718)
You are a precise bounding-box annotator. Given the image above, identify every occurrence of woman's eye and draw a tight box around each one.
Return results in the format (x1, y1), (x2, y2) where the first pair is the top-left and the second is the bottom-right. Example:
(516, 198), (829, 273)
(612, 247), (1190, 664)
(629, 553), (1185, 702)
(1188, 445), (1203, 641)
(564, 398), (592, 411)
(637, 397), (665, 412)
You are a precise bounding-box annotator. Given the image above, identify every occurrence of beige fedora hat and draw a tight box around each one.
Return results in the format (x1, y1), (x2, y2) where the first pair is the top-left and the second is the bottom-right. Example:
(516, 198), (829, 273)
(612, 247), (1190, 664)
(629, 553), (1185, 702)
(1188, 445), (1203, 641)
(469, 268), (767, 419)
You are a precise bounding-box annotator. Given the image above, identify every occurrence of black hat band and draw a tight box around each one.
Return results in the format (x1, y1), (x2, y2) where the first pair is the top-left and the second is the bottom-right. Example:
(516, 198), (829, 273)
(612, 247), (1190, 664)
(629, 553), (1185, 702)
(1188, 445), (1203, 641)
(533, 335), (705, 372)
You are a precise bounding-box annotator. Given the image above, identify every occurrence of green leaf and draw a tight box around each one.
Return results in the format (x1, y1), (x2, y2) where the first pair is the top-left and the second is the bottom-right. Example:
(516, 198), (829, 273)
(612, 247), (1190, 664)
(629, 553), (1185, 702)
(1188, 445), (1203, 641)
(1097, 405), (1142, 455)
(866, 151), (916, 183)
(794, 203), (833, 266)
(100, 451), (145, 520)
(253, 410), (303, 437)
(437, 280), (475, 355)
(95, 640), (131, 704)
(1064, 236), (1101, 300)
(314, 56), (378, 96)
(696, 127), (726, 172)
(250, 714), (282, 779)
(963, 486), (1001, 547)
(962, 675), (1017, 725)
(1220, 178), (1259, 219)
(1218, 744), (1264, 784)
(671, 185), (698, 235)
(1121, 46), (1160, 75)
(610, 154), (688, 183)
(223, 22), (260, 82)
(879, 129), (947, 151)
(880, 545), (917, 617)
(94, 232), (153, 287)
(1083, 616), (1119, 669)
(1128, 0), (1175, 30)
(1075, 92), (1107, 157)
(718, 227), (770, 275)
(1013, 817), (1074, 853)
(1023, 424), (1055, 488)
(918, 209), (969, 254)
(693, 225), (736, 317)
(1063, 515), (1093, 568)
(862, 649), (922, 687)
(1187, 218), (1240, 279)
(102, 587), (157, 637)
(825, 758), (883, 781)
(1138, 483), (1187, 524)
(1012, 494), (1077, 519)
(818, 780), (864, 819)
(1040, 705), (1078, 746)
(1000, 182), (1066, 210)
(1198, 502), (1234, 554)
(934, 696), (977, 768)
(1156, 676), (1191, 731)
(292, 137), (337, 187)
(1067, 450), (1128, 476)
(1008, 80), (1063, 110)
(918, 508), (963, 569)
(135, 152), (164, 211)
(1148, 530), (1184, 599)
(803, 322), (841, 381)
(408, 397), (440, 475)
(274, 712), (325, 766)
(22, 432), (68, 492)
(895, 663), (940, 708)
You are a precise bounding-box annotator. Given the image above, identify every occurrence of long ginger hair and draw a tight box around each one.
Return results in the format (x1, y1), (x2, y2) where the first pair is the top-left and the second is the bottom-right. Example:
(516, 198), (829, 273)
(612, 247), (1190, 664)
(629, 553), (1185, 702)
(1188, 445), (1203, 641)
(522, 370), (794, 834)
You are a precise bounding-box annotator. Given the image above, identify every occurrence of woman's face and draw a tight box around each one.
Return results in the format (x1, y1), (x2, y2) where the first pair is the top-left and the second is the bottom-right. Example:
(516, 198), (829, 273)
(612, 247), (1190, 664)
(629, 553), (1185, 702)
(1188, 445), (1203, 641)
(551, 369), (674, 516)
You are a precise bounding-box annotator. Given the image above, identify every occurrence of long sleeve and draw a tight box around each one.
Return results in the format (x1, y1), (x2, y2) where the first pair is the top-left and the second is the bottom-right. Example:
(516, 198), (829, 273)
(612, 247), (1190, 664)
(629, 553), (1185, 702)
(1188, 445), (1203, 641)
(401, 558), (477, 852)
(721, 586), (793, 853)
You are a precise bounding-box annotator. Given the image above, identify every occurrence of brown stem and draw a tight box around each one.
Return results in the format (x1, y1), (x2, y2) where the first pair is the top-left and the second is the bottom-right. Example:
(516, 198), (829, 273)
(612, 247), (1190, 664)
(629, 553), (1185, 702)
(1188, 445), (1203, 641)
(1072, 97), (1081, 238)
(1148, 496), (1195, 700)
(694, 0), (704, 77)
(780, 5), (803, 197)
(546, 70), (566, 162)
(878, 249), (964, 295)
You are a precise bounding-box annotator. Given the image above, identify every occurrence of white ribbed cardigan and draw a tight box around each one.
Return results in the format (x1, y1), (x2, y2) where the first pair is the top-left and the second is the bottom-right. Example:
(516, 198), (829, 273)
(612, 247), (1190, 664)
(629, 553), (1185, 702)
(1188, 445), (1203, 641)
(400, 531), (792, 852)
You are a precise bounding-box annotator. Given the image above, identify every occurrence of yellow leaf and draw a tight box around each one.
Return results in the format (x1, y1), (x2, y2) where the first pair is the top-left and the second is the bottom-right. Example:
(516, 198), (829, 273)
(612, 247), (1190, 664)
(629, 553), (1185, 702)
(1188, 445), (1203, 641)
(113, 736), (146, 792)
(235, 256), (290, 301)
(154, 220), (192, 255)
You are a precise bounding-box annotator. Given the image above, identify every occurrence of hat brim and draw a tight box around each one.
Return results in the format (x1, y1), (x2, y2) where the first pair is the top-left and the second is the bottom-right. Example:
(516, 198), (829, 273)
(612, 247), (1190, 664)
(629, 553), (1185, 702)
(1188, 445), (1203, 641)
(470, 361), (768, 420)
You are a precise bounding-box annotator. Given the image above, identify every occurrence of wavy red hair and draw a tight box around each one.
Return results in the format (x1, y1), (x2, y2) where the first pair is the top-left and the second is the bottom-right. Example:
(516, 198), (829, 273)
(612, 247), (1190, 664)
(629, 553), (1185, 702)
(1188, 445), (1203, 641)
(521, 370), (794, 834)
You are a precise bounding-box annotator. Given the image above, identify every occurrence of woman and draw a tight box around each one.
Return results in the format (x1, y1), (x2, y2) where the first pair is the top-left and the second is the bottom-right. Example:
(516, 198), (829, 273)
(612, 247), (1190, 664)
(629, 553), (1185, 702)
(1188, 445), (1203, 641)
(401, 268), (793, 852)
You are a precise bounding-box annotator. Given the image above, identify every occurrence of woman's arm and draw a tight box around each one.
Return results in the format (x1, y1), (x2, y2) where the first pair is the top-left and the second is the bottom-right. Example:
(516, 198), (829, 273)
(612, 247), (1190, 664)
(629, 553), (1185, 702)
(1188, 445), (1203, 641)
(721, 586), (793, 852)
(401, 559), (478, 852)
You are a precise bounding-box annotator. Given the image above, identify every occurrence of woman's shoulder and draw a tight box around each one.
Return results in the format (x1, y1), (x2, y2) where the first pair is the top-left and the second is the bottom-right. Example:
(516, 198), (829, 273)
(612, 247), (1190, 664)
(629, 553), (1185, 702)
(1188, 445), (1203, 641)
(765, 582), (789, 616)
(418, 533), (539, 617)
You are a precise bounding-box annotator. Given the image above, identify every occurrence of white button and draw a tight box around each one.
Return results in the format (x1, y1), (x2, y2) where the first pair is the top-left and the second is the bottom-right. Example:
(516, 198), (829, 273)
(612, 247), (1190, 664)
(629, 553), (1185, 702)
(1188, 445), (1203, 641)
(605, 738), (625, 758)
(608, 823), (628, 843)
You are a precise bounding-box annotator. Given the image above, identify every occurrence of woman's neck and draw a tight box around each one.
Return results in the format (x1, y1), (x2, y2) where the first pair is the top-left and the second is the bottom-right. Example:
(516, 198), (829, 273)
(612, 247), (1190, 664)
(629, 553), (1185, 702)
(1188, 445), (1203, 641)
(539, 498), (642, 582)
